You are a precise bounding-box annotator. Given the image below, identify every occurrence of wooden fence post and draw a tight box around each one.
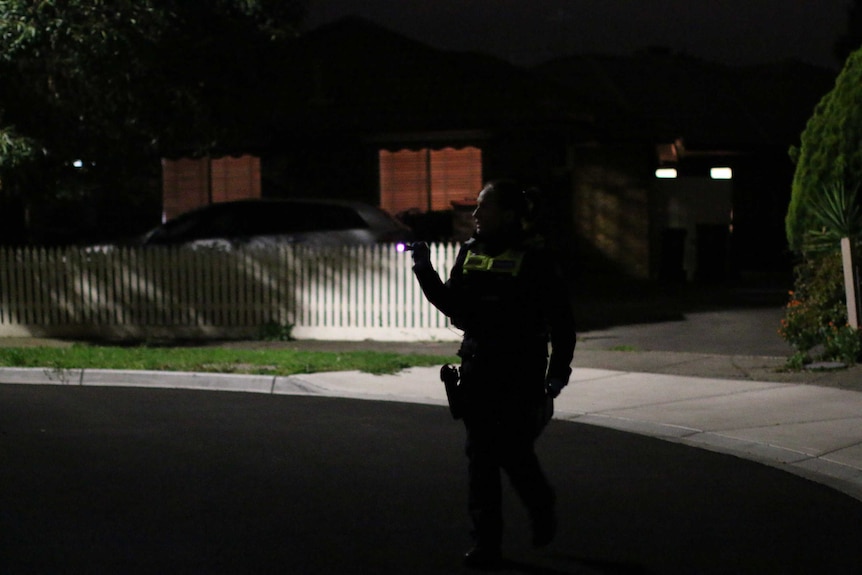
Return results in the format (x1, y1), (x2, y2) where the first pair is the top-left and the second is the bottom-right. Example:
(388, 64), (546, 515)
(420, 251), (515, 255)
(841, 237), (860, 329)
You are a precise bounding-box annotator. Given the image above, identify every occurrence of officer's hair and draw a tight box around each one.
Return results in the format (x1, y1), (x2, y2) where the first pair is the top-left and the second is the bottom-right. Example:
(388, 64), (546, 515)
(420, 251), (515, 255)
(482, 179), (529, 216)
(481, 179), (540, 230)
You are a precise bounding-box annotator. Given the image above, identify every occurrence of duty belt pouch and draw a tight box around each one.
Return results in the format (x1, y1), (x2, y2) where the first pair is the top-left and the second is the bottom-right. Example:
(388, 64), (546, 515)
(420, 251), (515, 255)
(440, 364), (463, 420)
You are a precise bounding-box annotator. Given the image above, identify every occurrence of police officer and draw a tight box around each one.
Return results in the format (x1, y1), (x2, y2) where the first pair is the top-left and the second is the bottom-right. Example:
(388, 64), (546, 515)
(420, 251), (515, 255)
(411, 179), (576, 569)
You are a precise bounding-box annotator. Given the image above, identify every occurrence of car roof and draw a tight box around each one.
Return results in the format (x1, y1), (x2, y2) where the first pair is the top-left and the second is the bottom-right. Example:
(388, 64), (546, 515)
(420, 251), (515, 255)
(173, 198), (386, 217)
(158, 198), (407, 236)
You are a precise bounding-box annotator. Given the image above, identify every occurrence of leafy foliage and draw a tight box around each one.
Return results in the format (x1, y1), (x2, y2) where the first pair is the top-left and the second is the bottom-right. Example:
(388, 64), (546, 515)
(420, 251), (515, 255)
(0, 0), (306, 241)
(786, 47), (862, 252)
(0, 123), (35, 168)
(258, 321), (296, 342)
(783, 45), (862, 367)
(779, 252), (862, 366)
(802, 181), (862, 253)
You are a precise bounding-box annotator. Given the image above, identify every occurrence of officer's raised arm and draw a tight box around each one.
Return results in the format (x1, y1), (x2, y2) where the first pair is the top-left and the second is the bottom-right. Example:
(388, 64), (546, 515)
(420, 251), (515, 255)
(410, 240), (468, 322)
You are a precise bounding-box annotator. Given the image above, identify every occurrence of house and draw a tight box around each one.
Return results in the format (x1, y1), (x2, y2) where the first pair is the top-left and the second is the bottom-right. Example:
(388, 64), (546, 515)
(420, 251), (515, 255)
(163, 16), (594, 243)
(163, 17), (836, 282)
(536, 50), (836, 281)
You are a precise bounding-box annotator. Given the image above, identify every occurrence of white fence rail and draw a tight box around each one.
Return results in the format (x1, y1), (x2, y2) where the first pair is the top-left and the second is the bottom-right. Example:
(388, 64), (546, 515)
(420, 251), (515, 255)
(0, 244), (461, 341)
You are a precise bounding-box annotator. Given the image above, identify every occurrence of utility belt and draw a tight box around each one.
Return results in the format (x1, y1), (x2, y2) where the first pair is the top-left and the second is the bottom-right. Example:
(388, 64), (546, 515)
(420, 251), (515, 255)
(441, 352), (552, 432)
(457, 334), (549, 361)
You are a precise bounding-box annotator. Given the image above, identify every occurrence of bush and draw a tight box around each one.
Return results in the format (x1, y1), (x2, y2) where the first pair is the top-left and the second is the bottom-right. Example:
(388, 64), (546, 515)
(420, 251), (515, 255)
(779, 251), (862, 365)
(258, 321), (295, 341)
(783, 44), (862, 366)
(823, 323), (862, 365)
(787, 48), (862, 252)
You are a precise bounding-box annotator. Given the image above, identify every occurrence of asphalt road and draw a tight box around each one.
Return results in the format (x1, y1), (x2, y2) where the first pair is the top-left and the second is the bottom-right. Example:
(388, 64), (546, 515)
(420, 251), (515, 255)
(3, 385), (862, 574)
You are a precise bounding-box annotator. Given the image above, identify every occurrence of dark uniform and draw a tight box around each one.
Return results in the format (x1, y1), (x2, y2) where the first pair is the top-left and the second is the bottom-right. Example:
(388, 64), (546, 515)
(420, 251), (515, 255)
(412, 234), (577, 553)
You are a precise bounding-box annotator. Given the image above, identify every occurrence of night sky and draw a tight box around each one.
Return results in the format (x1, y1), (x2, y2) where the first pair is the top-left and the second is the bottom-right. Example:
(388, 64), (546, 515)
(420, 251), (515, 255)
(305, 0), (850, 69)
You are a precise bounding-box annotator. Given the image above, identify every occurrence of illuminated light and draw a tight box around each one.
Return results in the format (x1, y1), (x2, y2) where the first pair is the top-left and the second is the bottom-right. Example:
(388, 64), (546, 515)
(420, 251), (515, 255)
(711, 167), (733, 180)
(655, 168), (678, 179)
(72, 160), (84, 169)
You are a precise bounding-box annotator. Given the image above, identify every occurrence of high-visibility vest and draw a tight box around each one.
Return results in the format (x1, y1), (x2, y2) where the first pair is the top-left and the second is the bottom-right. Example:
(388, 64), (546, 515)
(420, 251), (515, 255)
(462, 249), (525, 276)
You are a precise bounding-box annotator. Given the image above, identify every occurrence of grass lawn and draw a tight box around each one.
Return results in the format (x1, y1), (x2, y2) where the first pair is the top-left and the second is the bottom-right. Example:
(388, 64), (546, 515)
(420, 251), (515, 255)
(0, 345), (459, 375)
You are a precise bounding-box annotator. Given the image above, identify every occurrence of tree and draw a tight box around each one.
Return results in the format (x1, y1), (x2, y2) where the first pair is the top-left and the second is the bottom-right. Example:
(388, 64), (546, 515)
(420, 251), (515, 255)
(0, 0), (305, 242)
(782, 45), (862, 365)
(786, 47), (862, 252)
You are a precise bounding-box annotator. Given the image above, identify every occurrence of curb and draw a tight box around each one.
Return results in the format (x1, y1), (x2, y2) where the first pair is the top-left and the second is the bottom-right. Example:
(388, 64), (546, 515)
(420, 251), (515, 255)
(554, 411), (862, 505)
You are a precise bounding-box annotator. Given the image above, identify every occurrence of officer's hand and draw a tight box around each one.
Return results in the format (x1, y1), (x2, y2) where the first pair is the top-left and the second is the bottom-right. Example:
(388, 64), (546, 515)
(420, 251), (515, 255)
(411, 242), (431, 267)
(545, 378), (566, 399)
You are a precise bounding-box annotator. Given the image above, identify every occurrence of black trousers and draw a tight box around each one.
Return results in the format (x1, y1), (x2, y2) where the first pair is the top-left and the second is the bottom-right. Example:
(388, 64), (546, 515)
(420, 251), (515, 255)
(464, 412), (555, 547)
(459, 351), (554, 547)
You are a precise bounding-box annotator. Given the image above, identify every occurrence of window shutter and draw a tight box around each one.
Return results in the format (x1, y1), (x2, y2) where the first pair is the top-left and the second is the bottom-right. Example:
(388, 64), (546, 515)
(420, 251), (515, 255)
(162, 155), (262, 221)
(379, 149), (428, 215)
(430, 147), (482, 211)
(211, 156), (261, 203)
(161, 158), (210, 221)
(379, 146), (482, 214)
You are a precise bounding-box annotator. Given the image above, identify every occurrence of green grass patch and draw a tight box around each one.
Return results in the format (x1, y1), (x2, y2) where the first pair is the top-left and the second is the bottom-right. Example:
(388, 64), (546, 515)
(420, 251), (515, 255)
(609, 345), (639, 352)
(0, 345), (459, 376)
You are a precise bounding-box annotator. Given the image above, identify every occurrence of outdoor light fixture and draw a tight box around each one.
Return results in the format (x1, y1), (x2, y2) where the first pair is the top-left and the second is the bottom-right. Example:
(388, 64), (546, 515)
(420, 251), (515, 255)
(655, 168), (678, 179)
(710, 167), (732, 180)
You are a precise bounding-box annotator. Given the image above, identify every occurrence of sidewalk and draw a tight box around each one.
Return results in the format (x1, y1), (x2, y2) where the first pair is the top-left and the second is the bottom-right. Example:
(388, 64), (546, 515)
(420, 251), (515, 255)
(3, 350), (862, 504)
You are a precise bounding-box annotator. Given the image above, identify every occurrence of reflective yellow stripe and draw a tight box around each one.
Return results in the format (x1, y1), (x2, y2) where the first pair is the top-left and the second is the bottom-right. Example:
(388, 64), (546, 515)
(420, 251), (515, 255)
(462, 249), (525, 276)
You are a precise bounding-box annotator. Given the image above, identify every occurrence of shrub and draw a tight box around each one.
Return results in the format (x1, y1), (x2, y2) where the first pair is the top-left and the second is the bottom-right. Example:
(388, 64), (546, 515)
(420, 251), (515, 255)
(258, 320), (295, 341)
(783, 44), (862, 366)
(779, 251), (862, 365)
(787, 48), (862, 252)
(823, 323), (862, 365)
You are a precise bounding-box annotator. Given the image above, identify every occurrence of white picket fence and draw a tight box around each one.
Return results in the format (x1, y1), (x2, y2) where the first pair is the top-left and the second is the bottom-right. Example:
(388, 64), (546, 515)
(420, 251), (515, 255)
(0, 244), (462, 342)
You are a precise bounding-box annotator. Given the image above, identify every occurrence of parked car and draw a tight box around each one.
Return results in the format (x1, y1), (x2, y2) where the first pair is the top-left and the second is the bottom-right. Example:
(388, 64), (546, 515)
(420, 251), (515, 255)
(129, 198), (413, 250)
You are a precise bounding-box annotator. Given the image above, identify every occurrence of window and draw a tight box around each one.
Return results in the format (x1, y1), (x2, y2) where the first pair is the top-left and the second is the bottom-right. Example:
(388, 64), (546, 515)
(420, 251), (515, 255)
(210, 156), (261, 202)
(161, 155), (261, 221)
(379, 146), (482, 214)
